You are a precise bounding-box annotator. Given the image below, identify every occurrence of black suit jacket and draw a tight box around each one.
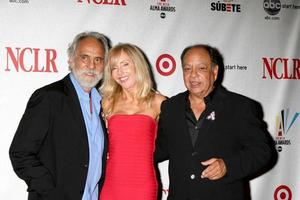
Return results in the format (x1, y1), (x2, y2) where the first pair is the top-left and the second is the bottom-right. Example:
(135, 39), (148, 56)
(9, 75), (108, 200)
(155, 86), (273, 200)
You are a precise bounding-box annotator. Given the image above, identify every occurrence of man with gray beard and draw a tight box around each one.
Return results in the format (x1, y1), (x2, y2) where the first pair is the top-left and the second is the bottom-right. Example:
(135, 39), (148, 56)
(9, 31), (110, 200)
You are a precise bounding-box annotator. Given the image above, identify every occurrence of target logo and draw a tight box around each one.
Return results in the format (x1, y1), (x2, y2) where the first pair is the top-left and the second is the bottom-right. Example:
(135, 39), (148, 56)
(156, 54), (176, 76)
(274, 185), (292, 200)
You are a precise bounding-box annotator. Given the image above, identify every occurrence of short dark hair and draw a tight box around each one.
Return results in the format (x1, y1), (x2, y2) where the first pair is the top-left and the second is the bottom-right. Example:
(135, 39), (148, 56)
(180, 44), (220, 67)
(180, 44), (224, 85)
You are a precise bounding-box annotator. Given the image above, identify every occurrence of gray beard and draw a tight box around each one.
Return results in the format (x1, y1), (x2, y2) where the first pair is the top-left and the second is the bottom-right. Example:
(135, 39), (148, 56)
(72, 68), (102, 90)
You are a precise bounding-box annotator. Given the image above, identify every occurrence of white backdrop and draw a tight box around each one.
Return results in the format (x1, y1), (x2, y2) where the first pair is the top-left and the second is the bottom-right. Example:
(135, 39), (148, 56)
(1, 0), (299, 199)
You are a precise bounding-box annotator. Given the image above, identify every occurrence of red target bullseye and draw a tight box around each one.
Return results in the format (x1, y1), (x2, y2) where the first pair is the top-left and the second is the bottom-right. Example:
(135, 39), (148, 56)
(156, 54), (176, 76)
(274, 185), (292, 200)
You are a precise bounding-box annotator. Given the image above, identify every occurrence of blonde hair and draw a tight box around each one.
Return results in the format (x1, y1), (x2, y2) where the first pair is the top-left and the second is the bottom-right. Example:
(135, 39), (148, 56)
(100, 43), (154, 115)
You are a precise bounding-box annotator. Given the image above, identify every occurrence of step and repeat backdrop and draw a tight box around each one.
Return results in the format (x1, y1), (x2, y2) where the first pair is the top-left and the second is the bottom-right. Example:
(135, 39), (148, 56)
(0, 0), (299, 199)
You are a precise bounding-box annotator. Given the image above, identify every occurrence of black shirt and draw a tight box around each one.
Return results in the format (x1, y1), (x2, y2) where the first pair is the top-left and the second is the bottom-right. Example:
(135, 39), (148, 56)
(185, 87), (216, 147)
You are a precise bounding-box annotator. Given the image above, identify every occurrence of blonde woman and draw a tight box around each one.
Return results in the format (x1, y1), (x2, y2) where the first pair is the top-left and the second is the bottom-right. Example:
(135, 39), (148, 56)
(99, 43), (166, 200)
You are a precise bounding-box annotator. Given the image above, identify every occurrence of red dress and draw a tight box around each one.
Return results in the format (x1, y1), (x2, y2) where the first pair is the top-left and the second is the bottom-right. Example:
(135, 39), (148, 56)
(99, 114), (158, 200)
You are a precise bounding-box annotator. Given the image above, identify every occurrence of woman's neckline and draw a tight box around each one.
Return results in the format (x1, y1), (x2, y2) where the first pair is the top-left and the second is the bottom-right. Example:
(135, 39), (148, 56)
(108, 113), (157, 124)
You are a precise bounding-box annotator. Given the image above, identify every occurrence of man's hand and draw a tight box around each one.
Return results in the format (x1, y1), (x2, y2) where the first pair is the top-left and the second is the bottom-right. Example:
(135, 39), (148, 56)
(201, 158), (227, 180)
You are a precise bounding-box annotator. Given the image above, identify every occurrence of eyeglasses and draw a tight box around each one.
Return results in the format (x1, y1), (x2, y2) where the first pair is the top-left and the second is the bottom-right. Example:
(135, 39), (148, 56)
(76, 54), (104, 65)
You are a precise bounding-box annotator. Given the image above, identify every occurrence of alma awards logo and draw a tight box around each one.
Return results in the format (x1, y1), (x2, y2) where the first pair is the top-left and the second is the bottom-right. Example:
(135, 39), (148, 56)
(149, 0), (176, 19)
(275, 108), (299, 152)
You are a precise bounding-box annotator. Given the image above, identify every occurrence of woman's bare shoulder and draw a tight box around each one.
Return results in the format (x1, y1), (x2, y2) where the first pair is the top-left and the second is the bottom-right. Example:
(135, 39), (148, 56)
(152, 92), (167, 108)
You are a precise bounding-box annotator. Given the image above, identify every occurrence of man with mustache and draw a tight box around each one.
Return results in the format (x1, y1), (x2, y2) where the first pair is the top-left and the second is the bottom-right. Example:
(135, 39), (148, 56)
(155, 44), (275, 200)
(9, 31), (109, 200)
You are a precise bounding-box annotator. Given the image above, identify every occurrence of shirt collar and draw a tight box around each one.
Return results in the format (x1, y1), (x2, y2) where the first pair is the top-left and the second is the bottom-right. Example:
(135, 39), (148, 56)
(69, 73), (101, 102)
(203, 85), (218, 104)
(185, 84), (220, 107)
